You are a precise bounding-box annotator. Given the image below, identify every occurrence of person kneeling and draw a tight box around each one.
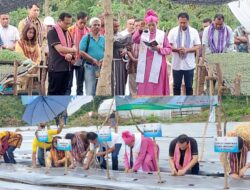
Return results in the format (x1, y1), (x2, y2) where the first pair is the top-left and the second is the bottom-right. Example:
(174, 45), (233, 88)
(229, 137), (249, 180)
(0, 131), (23, 164)
(169, 134), (199, 176)
(47, 136), (74, 169)
(83, 132), (122, 170)
(122, 131), (159, 173)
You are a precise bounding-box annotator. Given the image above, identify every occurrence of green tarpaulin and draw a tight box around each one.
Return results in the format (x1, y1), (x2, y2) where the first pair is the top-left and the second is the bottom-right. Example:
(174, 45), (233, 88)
(116, 96), (218, 111)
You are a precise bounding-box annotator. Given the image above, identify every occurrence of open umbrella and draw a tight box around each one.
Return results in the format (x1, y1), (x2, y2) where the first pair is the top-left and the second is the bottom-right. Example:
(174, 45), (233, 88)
(22, 96), (72, 125)
(169, 0), (236, 5)
(0, 0), (41, 14)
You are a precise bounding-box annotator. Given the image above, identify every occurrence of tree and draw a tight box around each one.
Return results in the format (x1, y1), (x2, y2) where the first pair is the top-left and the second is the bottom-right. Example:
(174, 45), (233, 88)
(96, 0), (114, 96)
(44, 0), (50, 16)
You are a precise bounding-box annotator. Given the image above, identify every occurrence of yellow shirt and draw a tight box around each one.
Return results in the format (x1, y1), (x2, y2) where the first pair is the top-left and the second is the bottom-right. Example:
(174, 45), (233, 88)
(0, 131), (22, 148)
(0, 131), (8, 139)
(15, 41), (41, 65)
(32, 129), (58, 153)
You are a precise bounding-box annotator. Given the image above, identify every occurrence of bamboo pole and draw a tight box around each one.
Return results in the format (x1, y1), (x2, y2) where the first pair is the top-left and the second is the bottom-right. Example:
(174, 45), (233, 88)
(129, 110), (143, 134)
(99, 98), (114, 130)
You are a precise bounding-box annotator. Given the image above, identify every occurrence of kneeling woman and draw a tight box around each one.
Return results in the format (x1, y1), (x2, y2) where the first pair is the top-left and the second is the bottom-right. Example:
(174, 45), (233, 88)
(229, 137), (249, 179)
(0, 131), (23, 164)
(47, 136), (74, 169)
(122, 131), (159, 173)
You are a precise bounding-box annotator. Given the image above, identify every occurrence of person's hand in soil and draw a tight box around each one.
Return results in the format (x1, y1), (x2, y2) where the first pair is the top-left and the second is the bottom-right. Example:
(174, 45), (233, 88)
(177, 169), (187, 176)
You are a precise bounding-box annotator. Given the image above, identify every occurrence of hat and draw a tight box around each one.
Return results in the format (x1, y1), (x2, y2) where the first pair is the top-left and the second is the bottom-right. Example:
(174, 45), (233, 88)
(144, 9), (158, 24)
(44, 16), (55, 26)
(122, 131), (135, 145)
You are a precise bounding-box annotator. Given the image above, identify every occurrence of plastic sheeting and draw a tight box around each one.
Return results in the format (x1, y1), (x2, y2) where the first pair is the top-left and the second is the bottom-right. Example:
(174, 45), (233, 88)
(0, 165), (249, 190)
(228, 0), (250, 32)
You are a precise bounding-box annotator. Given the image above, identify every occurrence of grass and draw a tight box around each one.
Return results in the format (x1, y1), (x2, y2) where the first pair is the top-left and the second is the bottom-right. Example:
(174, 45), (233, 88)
(0, 96), (249, 127)
(0, 96), (26, 127)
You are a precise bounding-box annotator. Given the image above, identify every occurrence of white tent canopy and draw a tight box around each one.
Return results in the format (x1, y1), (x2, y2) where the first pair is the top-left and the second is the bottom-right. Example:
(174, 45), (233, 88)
(228, 0), (250, 31)
(67, 96), (93, 116)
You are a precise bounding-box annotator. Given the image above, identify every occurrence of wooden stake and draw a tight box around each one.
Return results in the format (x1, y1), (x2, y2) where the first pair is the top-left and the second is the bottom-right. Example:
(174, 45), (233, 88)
(208, 66), (214, 96)
(199, 121), (209, 162)
(153, 137), (165, 183)
(194, 49), (199, 95)
(217, 95), (228, 189)
(216, 63), (223, 96)
(44, 142), (47, 168)
(105, 144), (111, 179)
(224, 153), (229, 189)
(27, 77), (33, 95)
(13, 61), (18, 96)
(64, 151), (68, 175)
(234, 74), (241, 96)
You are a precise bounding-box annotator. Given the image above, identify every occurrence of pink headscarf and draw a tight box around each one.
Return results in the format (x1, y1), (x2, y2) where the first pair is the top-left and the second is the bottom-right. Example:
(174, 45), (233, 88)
(122, 131), (135, 145)
(144, 9), (158, 24)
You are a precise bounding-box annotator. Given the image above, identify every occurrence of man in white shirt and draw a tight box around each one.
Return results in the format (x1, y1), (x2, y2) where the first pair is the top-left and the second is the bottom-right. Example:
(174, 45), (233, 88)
(202, 14), (234, 54)
(0, 13), (20, 51)
(83, 132), (122, 170)
(120, 18), (135, 36)
(168, 12), (201, 95)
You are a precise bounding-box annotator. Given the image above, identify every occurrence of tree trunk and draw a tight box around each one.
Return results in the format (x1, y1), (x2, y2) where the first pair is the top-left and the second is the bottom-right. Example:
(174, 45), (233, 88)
(96, 0), (113, 96)
(44, 0), (50, 16)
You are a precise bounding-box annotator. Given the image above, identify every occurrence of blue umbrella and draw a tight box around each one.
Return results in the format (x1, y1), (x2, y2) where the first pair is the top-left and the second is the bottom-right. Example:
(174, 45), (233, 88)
(22, 96), (72, 125)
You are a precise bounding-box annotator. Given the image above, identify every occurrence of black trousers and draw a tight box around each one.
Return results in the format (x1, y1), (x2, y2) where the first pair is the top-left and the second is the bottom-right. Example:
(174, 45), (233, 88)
(48, 71), (70, 95)
(176, 162), (199, 175)
(189, 162), (200, 175)
(173, 69), (194, 96)
(65, 66), (85, 95)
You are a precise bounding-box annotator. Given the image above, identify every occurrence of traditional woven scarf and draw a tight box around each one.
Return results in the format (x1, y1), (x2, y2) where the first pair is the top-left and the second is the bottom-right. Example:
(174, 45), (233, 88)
(176, 26), (191, 49)
(208, 23), (230, 53)
(18, 40), (39, 63)
(174, 142), (192, 170)
(24, 17), (44, 47)
(50, 147), (65, 167)
(71, 24), (90, 59)
(229, 143), (248, 174)
(7, 133), (22, 148)
(72, 134), (85, 162)
(54, 23), (73, 57)
(0, 132), (10, 155)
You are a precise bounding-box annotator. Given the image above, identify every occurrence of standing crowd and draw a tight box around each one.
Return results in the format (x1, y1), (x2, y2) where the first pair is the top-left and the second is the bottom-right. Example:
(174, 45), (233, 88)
(1, 3), (248, 96)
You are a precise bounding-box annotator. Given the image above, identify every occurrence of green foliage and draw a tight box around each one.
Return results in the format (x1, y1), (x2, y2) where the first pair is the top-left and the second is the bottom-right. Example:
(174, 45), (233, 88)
(0, 97), (25, 127)
(7, 0), (239, 31)
(68, 96), (112, 125)
(0, 50), (27, 62)
(9, 8), (28, 27)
